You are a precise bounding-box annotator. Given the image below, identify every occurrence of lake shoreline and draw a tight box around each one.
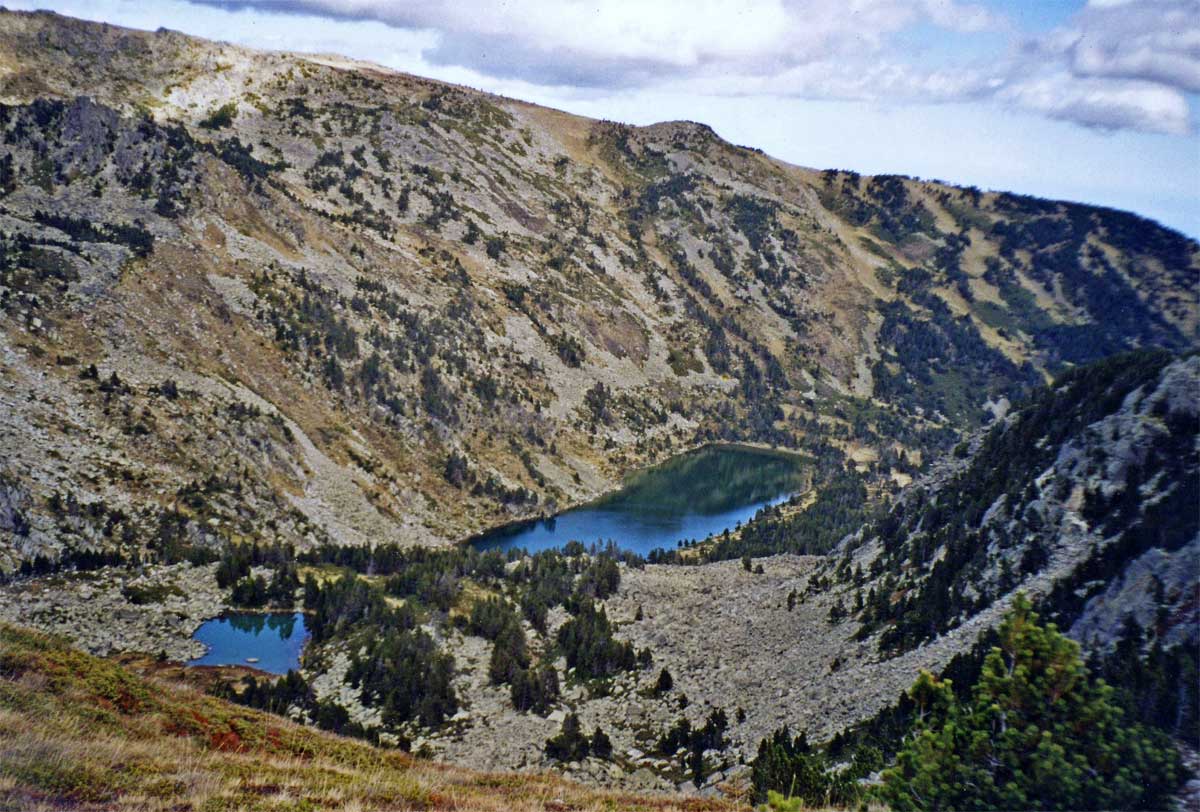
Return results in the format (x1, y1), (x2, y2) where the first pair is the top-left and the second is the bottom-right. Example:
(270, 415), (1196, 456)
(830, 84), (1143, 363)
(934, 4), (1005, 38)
(463, 441), (811, 556)
(188, 611), (310, 675)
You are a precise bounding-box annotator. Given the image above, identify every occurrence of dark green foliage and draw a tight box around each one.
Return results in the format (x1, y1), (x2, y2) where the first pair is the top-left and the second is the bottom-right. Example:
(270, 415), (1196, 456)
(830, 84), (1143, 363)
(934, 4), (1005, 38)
(552, 332), (585, 367)
(211, 137), (282, 184)
(590, 727), (613, 760)
(509, 664), (559, 714)
(303, 570), (410, 644)
(199, 102), (237, 130)
(225, 669), (307, 715)
(880, 595), (1181, 811)
(724, 194), (777, 253)
(574, 555), (620, 600)
(866, 349), (1186, 652)
(348, 627), (458, 728)
(1088, 617), (1199, 746)
(544, 712), (591, 762)
(230, 574), (268, 607)
(987, 199), (1190, 364)
(444, 450), (471, 488)
(216, 546), (252, 589)
(872, 293), (1038, 427)
(420, 364), (456, 425)
(217, 542), (298, 606)
(750, 727), (880, 807)
(120, 581), (184, 605)
(467, 597), (517, 640)
(699, 468), (869, 562)
(267, 562), (299, 604)
(211, 669), (371, 739)
(543, 713), (612, 762)
(658, 709), (730, 785)
(555, 599), (639, 680)
(487, 620), (529, 685)
(0, 153), (14, 196)
(513, 550), (577, 634)
(654, 667), (673, 695)
(583, 382), (612, 424)
(33, 210), (154, 257)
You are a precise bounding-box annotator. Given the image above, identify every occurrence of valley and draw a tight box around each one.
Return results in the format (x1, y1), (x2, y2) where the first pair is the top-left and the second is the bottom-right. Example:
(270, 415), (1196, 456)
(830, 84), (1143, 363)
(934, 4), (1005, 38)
(0, 9), (1196, 811)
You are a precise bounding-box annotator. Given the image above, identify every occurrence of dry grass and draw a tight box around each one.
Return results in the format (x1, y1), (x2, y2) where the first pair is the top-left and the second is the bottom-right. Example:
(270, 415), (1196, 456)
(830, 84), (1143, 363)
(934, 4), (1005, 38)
(0, 623), (732, 812)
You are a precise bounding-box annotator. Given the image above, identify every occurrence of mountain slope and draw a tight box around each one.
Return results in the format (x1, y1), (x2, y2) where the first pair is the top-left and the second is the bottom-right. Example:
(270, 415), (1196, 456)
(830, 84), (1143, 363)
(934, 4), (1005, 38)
(4, 353), (1189, 791)
(0, 623), (726, 811)
(0, 10), (1196, 575)
(598, 351), (1197, 758)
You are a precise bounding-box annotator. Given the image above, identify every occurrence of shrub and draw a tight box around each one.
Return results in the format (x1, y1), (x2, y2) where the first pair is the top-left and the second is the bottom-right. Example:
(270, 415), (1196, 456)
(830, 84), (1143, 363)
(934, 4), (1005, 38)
(199, 102), (237, 130)
(879, 594), (1182, 811)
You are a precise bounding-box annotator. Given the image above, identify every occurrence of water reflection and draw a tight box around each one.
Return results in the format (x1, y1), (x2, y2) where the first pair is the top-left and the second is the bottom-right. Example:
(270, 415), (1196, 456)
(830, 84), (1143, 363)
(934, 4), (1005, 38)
(189, 612), (308, 674)
(225, 612), (298, 638)
(473, 445), (805, 556)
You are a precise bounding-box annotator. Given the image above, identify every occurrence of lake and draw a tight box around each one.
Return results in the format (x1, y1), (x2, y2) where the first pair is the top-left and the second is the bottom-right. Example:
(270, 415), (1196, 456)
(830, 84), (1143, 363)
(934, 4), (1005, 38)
(472, 444), (806, 556)
(188, 612), (309, 674)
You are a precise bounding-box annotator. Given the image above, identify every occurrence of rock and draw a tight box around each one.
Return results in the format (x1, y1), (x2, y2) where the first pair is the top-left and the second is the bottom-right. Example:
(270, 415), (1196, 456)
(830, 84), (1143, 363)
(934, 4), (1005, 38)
(629, 768), (658, 789)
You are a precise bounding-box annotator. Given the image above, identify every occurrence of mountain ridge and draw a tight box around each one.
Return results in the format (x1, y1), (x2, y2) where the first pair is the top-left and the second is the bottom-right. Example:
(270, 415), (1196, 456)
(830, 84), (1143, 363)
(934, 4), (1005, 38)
(0, 10), (1197, 804)
(0, 7), (1190, 563)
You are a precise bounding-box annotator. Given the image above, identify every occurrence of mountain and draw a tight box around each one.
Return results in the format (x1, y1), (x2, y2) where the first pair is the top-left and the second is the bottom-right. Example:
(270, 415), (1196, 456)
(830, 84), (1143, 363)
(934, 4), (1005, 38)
(737, 349), (1199, 803)
(0, 10), (1196, 575)
(0, 10), (1197, 808)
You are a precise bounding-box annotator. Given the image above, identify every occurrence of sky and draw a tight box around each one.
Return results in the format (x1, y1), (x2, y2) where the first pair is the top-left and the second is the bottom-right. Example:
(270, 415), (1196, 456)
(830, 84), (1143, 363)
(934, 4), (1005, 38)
(11, 0), (1200, 237)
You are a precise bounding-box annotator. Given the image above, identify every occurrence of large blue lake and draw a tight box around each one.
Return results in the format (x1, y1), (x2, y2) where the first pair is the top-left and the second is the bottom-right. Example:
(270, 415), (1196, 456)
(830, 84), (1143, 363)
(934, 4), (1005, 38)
(472, 444), (806, 556)
(188, 612), (309, 674)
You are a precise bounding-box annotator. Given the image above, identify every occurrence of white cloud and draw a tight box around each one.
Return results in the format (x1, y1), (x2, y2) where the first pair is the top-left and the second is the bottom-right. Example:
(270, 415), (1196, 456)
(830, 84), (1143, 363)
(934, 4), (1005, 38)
(1000, 0), (1200, 134)
(1066, 1), (1200, 92)
(185, 0), (1199, 135)
(193, 0), (1003, 87)
(1000, 73), (1192, 134)
(919, 0), (1003, 33)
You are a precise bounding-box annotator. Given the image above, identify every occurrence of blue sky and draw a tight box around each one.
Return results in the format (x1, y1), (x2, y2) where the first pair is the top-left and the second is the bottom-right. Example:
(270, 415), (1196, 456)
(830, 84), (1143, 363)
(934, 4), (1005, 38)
(13, 0), (1199, 236)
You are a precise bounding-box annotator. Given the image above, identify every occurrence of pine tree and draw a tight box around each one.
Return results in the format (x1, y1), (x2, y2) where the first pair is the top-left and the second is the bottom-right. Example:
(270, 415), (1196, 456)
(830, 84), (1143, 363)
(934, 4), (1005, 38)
(880, 594), (1181, 811)
(591, 727), (613, 759)
(654, 667), (673, 695)
(545, 713), (590, 762)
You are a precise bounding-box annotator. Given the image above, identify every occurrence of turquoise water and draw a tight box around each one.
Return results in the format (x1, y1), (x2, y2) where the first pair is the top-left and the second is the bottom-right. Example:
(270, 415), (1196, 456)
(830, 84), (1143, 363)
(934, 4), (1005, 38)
(188, 612), (308, 674)
(472, 445), (806, 556)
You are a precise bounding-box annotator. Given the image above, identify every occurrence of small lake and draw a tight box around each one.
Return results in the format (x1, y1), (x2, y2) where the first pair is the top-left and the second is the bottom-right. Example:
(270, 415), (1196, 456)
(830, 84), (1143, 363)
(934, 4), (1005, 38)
(188, 612), (309, 675)
(472, 444), (806, 556)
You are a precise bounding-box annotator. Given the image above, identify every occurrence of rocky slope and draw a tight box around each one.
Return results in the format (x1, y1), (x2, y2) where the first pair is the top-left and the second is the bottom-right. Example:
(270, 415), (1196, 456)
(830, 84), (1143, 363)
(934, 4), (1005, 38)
(0, 622), (730, 811)
(3, 353), (1193, 800)
(1, 10), (1197, 574)
(0, 10), (1197, 804)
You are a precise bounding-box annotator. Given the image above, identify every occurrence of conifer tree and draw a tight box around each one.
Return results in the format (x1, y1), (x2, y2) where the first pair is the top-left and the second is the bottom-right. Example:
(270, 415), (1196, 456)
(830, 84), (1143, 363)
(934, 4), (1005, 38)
(880, 594), (1181, 811)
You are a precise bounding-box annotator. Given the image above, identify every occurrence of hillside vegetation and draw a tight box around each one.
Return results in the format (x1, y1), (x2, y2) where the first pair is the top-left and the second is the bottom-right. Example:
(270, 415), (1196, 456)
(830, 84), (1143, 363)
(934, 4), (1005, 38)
(0, 10), (1196, 809)
(0, 10), (1196, 575)
(0, 623), (725, 811)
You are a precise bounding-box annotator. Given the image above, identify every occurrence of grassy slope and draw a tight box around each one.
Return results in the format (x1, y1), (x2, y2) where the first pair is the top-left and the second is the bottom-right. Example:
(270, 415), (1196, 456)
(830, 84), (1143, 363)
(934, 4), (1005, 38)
(0, 624), (730, 811)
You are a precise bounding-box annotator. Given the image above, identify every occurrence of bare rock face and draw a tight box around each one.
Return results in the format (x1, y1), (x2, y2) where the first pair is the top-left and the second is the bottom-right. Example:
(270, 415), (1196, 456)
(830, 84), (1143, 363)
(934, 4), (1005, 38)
(0, 562), (224, 659)
(1071, 538), (1199, 649)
